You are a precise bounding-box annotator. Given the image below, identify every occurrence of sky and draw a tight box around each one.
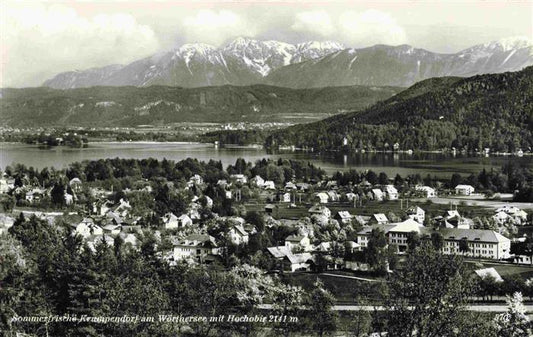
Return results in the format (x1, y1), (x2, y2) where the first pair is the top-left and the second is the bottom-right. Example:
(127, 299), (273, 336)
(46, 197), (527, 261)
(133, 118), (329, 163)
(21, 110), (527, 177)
(1, 0), (532, 88)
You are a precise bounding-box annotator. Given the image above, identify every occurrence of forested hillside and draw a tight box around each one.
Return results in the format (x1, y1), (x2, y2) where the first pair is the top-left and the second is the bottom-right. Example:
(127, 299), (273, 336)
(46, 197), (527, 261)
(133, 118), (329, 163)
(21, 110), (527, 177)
(0, 85), (400, 127)
(265, 67), (533, 153)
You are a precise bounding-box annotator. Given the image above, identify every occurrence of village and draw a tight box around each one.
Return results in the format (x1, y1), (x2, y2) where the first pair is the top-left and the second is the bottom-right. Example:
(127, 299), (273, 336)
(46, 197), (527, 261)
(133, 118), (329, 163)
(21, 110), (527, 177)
(1, 158), (532, 285)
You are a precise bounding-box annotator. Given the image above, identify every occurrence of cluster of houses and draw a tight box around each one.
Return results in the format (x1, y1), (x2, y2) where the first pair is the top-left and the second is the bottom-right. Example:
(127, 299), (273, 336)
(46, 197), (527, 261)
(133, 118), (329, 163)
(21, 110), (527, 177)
(1, 169), (532, 274)
(263, 203), (522, 272)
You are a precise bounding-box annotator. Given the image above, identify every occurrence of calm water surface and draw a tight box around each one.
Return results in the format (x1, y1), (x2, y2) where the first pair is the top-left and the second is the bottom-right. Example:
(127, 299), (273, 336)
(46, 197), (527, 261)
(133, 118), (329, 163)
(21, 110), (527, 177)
(1, 142), (531, 177)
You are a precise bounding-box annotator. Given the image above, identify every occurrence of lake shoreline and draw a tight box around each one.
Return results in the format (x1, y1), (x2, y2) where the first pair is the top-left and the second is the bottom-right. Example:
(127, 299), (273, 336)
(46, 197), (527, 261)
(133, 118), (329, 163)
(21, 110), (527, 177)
(1, 142), (531, 178)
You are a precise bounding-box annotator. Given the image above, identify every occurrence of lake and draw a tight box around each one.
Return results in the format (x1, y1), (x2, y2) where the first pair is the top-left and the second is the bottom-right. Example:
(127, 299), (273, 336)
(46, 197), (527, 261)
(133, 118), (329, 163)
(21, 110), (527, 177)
(1, 142), (531, 178)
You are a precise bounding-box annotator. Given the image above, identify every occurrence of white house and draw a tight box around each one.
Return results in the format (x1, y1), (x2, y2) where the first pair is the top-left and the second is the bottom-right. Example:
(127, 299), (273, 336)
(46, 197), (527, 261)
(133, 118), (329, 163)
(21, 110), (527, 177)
(315, 192), (329, 204)
(177, 214), (193, 228)
(285, 182), (297, 191)
(407, 206), (425, 224)
(69, 178), (83, 192)
(263, 180), (276, 190)
(455, 184), (475, 196)
(372, 189), (384, 201)
(357, 218), (424, 253)
(162, 213), (179, 229)
(385, 185), (399, 200)
(474, 267), (504, 282)
(334, 211), (353, 225)
(285, 234), (312, 252)
(370, 213), (389, 225)
(230, 174), (248, 184)
(113, 198), (132, 218)
(280, 192), (291, 203)
(75, 218), (103, 238)
(250, 175), (265, 188)
(188, 174), (203, 187)
(173, 234), (219, 263)
(266, 246), (314, 272)
(415, 185), (437, 198)
(345, 192), (358, 202)
(228, 224), (249, 245)
(0, 215), (15, 235)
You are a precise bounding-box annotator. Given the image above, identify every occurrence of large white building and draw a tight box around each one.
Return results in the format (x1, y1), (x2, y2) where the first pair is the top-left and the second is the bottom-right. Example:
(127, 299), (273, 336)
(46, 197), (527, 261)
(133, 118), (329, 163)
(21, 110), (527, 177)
(357, 220), (511, 259)
(357, 219), (424, 253)
(439, 228), (511, 260)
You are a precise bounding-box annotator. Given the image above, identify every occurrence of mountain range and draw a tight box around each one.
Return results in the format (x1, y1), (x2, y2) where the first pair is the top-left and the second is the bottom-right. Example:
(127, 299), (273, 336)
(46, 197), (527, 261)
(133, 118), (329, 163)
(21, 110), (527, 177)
(43, 37), (533, 89)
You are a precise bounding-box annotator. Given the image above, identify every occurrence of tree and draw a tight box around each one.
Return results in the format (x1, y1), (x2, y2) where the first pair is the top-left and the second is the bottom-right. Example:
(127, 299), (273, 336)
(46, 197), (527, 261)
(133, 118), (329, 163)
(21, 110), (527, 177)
(385, 242), (474, 337)
(430, 232), (444, 251)
(451, 173), (462, 188)
(406, 231), (421, 251)
(271, 284), (306, 337)
(477, 274), (500, 301)
(378, 172), (389, 185)
(494, 292), (532, 337)
(459, 238), (470, 255)
(349, 298), (372, 337)
(51, 182), (65, 207)
(0, 195), (15, 213)
(307, 280), (338, 337)
(366, 228), (389, 273)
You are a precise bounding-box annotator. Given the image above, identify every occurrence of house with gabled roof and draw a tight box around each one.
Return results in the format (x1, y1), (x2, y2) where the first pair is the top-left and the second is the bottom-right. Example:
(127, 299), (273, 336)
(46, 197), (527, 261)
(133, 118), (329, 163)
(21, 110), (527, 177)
(250, 175), (265, 188)
(455, 184), (475, 196)
(415, 185), (437, 198)
(162, 213), (179, 229)
(266, 246), (314, 272)
(474, 267), (503, 282)
(173, 234), (219, 263)
(228, 224), (249, 245)
(315, 192), (329, 204)
(372, 189), (384, 201)
(263, 180), (276, 190)
(230, 174), (248, 184)
(334, 211), (353, 225)
(285, 233), (312, 252)
(385, 185), (399, 200)
(369, 213), (389, 225)
(177, 214), (193, 228)
(75, 218), (103, 239)
(407, 206), (425, 224)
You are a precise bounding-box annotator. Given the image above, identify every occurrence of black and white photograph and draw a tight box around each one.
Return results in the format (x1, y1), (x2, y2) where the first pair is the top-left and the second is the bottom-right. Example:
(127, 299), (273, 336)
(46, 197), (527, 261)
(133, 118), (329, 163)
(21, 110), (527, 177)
(1, 0), (532, 336)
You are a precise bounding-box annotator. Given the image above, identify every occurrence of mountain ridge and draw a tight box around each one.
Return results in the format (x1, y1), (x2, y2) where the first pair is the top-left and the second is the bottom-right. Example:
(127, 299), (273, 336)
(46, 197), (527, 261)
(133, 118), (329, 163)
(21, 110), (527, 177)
(264, 66), (533, 153)
(0, 84), (401, 127)
(43, 37), (533, 89)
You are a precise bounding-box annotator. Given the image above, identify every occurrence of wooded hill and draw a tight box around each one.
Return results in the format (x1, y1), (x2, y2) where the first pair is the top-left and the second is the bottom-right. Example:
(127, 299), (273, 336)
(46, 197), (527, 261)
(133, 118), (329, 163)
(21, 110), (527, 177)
(265, 66), (533, 153)
(0, 85), (400, 127)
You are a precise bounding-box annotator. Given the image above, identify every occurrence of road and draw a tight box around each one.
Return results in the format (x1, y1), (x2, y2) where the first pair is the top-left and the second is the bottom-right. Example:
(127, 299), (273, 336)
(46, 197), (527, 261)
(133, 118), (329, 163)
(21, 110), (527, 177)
(411, 196), (533, 209)
(320, 273), (382, 282)
(258, 304), (533, 313)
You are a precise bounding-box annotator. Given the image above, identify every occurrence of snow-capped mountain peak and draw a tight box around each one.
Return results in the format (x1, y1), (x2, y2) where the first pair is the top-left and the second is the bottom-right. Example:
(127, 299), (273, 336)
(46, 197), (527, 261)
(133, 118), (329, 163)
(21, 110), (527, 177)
(485, 36), (533, 52)
(291, 41), (345, 63)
